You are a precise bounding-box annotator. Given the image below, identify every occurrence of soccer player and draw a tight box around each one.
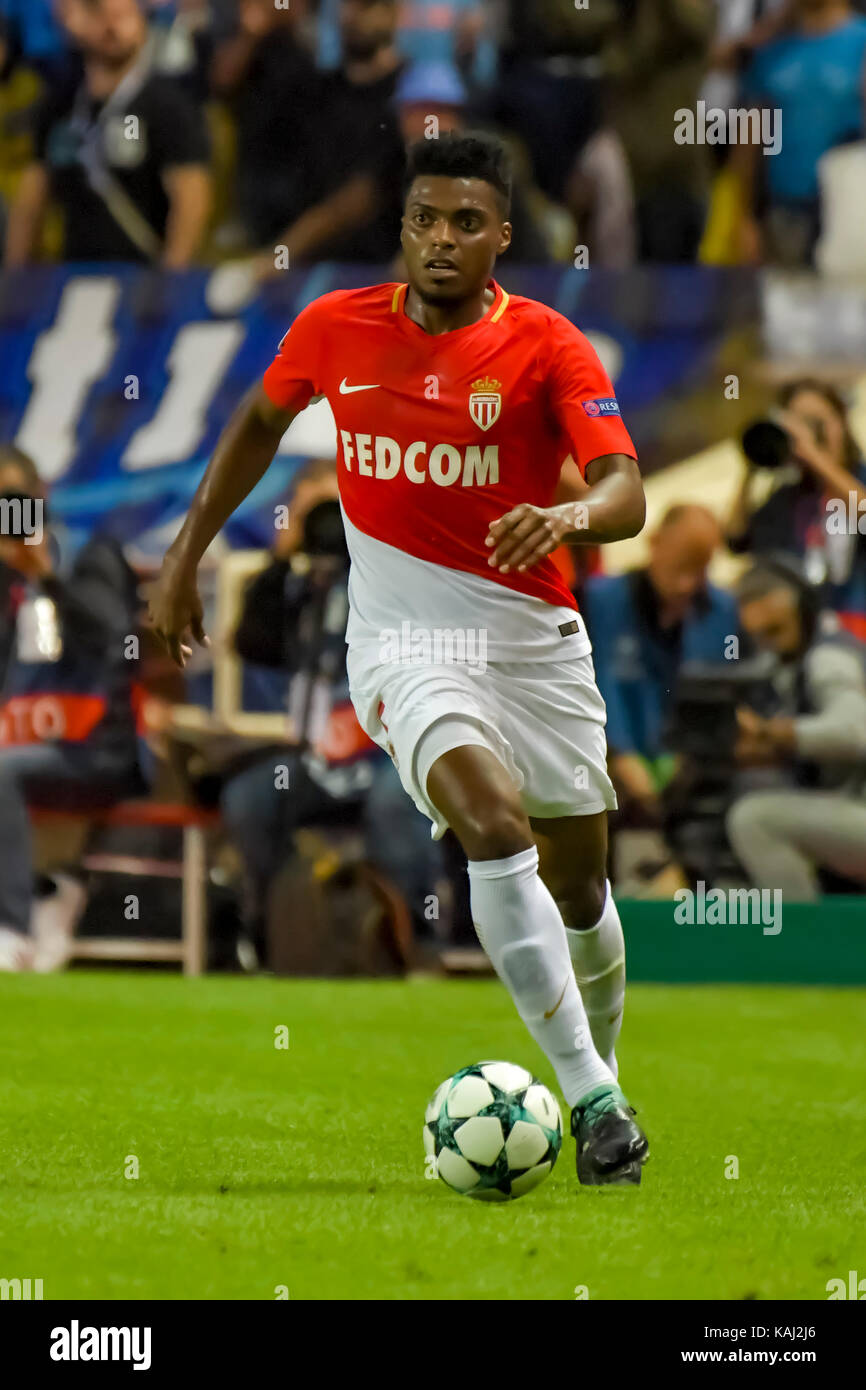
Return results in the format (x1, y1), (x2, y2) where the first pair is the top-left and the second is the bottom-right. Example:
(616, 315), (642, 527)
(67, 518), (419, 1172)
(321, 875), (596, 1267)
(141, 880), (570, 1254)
(150, 132), (650, 1186)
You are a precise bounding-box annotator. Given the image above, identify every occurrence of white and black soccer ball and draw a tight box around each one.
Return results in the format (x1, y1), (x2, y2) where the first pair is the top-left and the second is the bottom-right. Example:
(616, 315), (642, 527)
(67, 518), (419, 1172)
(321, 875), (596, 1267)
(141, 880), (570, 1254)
(423, 1060), (562, 1201)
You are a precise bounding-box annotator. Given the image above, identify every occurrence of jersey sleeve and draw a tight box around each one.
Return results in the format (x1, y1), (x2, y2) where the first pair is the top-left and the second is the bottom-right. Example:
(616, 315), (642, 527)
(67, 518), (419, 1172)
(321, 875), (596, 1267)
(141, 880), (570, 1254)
(545, 314), (637, 476)
(262, 297), (328, 414)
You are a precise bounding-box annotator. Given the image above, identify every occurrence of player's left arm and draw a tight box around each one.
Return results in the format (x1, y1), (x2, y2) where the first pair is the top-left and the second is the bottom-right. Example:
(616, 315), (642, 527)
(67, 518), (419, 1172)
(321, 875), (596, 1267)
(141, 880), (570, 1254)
(553, 454), (587, 505)
(487, 317), (645, 573)
(486, 455), (644, 573)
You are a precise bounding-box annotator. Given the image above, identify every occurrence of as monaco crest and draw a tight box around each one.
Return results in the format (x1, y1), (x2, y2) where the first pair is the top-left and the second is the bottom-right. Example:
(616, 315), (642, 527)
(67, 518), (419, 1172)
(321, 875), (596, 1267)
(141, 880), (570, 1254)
(469, 376), (502, 431)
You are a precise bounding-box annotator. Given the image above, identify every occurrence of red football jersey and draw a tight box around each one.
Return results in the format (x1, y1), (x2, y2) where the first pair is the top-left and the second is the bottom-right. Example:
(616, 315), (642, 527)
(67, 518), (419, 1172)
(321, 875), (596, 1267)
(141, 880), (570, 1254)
(262, 278), (637, 612)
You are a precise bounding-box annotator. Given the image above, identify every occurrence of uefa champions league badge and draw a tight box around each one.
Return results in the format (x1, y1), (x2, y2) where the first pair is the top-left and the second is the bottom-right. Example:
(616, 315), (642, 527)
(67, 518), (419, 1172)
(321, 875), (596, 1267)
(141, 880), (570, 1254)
(581, 397), (621, 417)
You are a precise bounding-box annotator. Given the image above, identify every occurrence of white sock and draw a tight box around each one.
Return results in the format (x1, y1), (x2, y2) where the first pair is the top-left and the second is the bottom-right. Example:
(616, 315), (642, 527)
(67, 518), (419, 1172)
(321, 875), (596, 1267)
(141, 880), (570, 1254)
(562, 881), (625, 1079)
(467, 846), (615, 1107)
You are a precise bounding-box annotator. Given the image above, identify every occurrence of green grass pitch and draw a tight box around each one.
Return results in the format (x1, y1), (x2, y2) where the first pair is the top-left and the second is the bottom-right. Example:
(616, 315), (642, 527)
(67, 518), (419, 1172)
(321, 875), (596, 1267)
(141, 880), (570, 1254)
(2, 972), (863, 1300)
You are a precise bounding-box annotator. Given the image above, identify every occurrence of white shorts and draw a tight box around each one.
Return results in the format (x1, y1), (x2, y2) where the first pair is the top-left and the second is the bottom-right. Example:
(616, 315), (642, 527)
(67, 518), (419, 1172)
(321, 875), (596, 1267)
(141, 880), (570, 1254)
(347, 649), (617, 840)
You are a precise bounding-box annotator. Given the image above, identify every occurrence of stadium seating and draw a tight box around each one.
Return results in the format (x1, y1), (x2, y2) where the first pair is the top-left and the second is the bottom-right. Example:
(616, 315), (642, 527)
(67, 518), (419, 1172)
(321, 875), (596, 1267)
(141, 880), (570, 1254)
(31, 801), (220, 975)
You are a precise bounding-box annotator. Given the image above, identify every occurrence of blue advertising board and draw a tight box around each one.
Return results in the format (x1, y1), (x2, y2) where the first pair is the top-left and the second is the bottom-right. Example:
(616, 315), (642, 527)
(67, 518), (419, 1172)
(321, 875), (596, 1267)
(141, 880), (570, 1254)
(0, 263), (757, 558)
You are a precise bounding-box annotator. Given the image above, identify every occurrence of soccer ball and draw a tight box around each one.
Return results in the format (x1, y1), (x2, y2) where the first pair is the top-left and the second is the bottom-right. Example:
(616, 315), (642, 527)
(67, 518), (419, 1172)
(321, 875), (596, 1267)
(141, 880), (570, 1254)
(423, 1060), (562, 1201)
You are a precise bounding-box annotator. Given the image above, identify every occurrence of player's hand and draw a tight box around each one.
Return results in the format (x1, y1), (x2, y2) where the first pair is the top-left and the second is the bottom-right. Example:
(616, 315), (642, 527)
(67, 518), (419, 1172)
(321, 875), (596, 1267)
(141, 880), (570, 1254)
(485, 504), (570, 574)
(148, 554), (209, 668)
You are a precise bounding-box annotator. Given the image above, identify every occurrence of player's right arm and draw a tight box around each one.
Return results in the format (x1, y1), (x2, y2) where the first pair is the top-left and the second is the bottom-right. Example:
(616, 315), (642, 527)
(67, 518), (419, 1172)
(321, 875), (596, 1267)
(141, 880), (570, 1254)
(148, 384), (299, 665)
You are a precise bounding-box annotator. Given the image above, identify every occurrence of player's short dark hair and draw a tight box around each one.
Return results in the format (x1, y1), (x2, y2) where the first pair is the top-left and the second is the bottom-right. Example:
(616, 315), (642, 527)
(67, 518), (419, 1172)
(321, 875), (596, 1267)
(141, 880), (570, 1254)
(403, 131), (513, 218)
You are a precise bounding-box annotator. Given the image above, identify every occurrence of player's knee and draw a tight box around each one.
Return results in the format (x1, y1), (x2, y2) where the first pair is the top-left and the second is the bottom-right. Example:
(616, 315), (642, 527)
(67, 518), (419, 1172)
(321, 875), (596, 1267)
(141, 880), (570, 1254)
(458, 801), (533, 863)
(557, 874), (606, 931)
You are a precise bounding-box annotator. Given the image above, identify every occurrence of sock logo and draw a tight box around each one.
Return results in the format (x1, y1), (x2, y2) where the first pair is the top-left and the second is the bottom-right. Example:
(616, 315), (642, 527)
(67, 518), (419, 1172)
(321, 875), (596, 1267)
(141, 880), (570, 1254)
(543, 976), (570, 1020)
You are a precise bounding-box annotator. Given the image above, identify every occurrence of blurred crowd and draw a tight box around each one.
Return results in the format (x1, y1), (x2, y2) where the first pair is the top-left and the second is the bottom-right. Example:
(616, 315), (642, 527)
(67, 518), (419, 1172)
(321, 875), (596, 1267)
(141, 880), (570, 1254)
(2, 0), (866, 975)
(2, 370), (866, 974)
(582, 378), (866, 901)
(1, 0), (866, 271)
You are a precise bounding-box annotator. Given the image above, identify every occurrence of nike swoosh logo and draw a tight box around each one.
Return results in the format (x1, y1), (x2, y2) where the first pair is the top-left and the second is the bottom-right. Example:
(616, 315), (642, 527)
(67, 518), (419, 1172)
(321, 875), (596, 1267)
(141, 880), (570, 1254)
(544, 976), (570, 1020)
(339, 378), (380, 394)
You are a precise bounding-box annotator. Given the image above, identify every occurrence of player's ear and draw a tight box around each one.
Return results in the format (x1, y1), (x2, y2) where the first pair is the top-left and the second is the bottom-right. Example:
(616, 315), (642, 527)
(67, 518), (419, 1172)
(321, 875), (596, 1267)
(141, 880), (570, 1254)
(498, 222), (513, 256)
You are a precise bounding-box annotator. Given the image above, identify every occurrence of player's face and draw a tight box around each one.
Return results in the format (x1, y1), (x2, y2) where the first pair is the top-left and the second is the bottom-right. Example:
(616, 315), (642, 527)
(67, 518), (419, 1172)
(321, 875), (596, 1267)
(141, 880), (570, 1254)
(740, 590), (802, 659)
(401, 176), (512, 303)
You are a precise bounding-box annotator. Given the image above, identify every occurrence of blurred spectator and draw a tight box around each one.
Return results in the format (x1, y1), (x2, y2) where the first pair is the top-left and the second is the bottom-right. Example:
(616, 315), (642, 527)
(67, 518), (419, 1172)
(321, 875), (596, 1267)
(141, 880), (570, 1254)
(210, 0), (319, 249)
(486, 0), (640, 265)
(0, 444), (144, 972)
(316, 0), (497, 85)
(3, 0), (212, 267)
(394, 58), (466, 142)
(489, 0), (615, 204)
(738, 0), (866, 266)
(583, 505), (739, 824)
(727, 379), (866, 641)
(146, 0), (234, 103)
(393, 61), (551, 262)
(254, 0), (406, 275)
(702, 0), (791, 118)
(604, 0), (716, 262)
(0, 0), (75, 86)
(395, 0), (496, 83)
(220, 459), (444, 962)
(562, 125), (636, 269)
(727, 560), (866, 897)
(698, 1), (793, 262)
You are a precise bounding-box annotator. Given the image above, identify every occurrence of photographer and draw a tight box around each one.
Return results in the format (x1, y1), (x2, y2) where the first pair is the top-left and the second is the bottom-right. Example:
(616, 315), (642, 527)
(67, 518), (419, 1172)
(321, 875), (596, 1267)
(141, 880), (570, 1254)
(726, 559), (866, 899)
(727, 379), (866, 640)
(219, 460), (443, 962)
(583, 504), (739, 828)
(0, 444), (143, 971)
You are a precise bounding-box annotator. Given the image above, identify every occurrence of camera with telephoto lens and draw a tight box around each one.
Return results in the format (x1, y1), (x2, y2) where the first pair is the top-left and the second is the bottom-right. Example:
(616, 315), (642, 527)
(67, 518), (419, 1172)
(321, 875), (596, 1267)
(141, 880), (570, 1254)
(665, 655), (776, 766)
(659, 655), (778, 885)
(741, 411), (827, 470)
